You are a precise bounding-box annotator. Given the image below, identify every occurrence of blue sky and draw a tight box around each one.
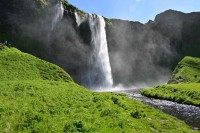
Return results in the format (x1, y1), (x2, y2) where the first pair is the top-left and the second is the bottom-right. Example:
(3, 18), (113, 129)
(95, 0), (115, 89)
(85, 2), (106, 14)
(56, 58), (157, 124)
(68, 0), (200, 23)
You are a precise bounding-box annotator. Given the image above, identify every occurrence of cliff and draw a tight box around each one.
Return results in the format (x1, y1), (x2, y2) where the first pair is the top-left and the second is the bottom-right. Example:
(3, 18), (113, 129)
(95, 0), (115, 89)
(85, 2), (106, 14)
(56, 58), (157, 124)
(1, 0), (200, 87)
(106, 10), (200, 86)
(151, 9), (200, 57)
(0, 0), (90, 86)
(106, 19), (176, 85)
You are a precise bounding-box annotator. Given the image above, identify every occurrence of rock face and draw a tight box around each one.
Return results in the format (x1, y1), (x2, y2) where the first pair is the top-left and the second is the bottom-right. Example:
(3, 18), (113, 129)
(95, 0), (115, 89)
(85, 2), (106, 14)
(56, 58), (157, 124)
(151, 10), (200, 58)
(0, 0), (92, 86)
(106, 19), (176, 86)
(106, 10), (200, 86)
(0, 0), (200, 87)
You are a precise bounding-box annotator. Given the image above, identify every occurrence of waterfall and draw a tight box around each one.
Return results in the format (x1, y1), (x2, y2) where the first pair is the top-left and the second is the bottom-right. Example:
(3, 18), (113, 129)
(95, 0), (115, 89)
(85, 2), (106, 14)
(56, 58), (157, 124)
(51, 2), (64, 31)
(74, 12), (113, 89)
(88, 14), (113, 89)
(75, 11), (83, 26)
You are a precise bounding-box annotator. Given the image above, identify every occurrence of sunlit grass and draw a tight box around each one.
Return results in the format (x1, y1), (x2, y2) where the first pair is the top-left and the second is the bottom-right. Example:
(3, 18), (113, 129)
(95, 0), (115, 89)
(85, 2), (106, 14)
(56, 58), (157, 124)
(170, 56), (200, 83)
(141, 83), (200, 106)
(0, 80), (193, 132)
(0, 46), (195, 132)
(142, 56), (200, 107)
(0, 46), (72, 82)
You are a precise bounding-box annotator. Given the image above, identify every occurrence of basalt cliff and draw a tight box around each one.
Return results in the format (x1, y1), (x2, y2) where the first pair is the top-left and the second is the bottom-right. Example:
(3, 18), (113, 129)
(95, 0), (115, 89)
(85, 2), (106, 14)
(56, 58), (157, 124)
(0, 0), (200, 87)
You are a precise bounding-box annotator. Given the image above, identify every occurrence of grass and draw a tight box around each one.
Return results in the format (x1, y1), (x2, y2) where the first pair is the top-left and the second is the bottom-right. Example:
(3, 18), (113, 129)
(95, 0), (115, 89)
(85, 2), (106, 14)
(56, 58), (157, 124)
(0, 46), (72, 82)
(0, 46), (196, 132)
(169, 56), (200, 84)
(105, 18), (113, 26)
(61, 0), (86, 16)
(0, 81), (194, 132)
(141, 83), (200, 106)
(142, 56), (200, 107)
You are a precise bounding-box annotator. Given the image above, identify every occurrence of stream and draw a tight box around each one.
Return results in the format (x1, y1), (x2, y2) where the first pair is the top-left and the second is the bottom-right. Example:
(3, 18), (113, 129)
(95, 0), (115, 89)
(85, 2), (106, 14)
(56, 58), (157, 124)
(115, 88), (200, 129)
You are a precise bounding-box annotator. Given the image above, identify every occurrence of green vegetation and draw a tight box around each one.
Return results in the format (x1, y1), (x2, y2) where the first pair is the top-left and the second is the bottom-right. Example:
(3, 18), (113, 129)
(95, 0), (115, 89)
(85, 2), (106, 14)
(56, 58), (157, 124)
(105, 18), (113, 26)
(169, 56), (200, 84)
(142, 56), (200, 107)
(0, 46), (195, 132)
(1, 81), (194, 132)
(39, 0), (48, 7)
(61, 0), (86, 16)
(0, 46), (72, 82)
(141, 83), (200, 106)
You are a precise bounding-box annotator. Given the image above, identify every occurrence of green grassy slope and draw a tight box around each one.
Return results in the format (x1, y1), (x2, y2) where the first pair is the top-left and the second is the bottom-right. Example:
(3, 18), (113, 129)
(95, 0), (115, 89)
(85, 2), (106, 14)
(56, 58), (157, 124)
(169, 56), (200, 84)
(141, 83), (200, 106)
(0, 46), (195, 132)
(0, 81), (193, 133)
(142, 56), (200, 107)
(0, 46), (72, 82)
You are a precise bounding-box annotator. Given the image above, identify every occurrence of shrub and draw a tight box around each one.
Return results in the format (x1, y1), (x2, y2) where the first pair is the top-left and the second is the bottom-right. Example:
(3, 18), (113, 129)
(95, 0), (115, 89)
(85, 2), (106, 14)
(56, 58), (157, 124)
(130, 111), (142, 119)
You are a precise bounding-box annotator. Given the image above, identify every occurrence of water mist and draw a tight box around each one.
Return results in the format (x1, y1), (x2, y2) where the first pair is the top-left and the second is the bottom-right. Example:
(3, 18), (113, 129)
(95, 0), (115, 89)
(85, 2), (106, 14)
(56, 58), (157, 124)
(51, 2), (64, 31)
(88, 14), (113, 89)
(75, 13), (113, 89)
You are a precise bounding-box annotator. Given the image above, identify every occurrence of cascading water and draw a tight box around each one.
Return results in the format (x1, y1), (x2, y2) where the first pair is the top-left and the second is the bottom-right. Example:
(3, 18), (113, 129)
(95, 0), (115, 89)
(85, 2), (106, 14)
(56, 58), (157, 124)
(87, 14), (113, 89)
(51, 2), (64, 31)
(75, 11), (83, 26)
(47, 2), (64, 42)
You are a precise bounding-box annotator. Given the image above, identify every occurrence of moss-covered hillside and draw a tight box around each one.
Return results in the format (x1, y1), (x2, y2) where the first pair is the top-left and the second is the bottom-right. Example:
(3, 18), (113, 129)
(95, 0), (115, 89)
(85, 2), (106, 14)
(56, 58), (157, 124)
(169, 56), (200, 84)
(0, 46), (194, 132)
(142, 56), (200, 107)
(0, 46), (72, 82)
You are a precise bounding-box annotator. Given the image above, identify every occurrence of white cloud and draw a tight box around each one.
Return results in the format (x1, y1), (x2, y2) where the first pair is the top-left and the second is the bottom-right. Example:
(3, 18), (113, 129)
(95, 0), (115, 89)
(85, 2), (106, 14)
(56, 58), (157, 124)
(136, 0), (141, 2)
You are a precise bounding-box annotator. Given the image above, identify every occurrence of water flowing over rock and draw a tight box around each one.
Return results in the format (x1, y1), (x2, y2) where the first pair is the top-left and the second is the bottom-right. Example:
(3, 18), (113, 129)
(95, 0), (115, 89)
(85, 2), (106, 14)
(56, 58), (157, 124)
(51, 2), (64, 31)
(88, 14), (113, 89)
(75, 11), (84, 26)
(75, 13), (113, 89)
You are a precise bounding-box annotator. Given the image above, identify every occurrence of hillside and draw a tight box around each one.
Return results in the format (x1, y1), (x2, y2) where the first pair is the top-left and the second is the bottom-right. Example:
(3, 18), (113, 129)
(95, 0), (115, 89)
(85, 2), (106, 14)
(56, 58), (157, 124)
(142, 56), (200, 107)
(0, 46), (72, 82)
(141, 83), (200, 106)
(0, 46), (194, 132)
(169, 56), (200, 84)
